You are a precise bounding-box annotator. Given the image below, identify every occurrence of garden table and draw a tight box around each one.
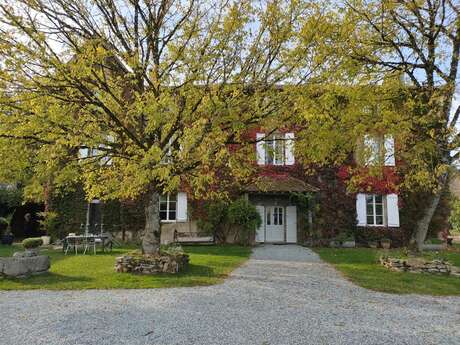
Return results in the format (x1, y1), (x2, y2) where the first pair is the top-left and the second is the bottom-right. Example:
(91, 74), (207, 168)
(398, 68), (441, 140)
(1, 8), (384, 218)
(63, 234), (111, 255)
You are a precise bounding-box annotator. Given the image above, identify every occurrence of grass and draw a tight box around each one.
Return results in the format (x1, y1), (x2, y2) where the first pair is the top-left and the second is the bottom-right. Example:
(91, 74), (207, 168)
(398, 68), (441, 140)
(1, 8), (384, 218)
(314, 245), (460, 296)
(0, 244), (251, 290)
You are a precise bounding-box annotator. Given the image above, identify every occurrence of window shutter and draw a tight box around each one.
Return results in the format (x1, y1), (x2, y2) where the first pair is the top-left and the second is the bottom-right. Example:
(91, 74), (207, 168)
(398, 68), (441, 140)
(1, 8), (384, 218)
(356, 193), (366, 226)
(386, 194), (400, 227)
(177, 192), (188, 221)
(256, 133), (265, 165)
(384, 135), (395, 166)
(285, 132), (295, 165)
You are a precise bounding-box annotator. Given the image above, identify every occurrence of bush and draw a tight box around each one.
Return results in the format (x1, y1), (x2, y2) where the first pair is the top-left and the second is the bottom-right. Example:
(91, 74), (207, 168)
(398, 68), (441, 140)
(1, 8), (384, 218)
(37, 211), (60, 240)
(0, 217), (8, 236)
(227, 198), (262, 246)
(22, 237), (44, 249)
(196, 201), (228, 236)
(449, 198), (460, 235)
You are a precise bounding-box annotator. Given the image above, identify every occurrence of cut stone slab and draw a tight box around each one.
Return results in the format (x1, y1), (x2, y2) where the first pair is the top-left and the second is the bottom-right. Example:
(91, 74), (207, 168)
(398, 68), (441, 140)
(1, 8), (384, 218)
(0, 255), (50, 278)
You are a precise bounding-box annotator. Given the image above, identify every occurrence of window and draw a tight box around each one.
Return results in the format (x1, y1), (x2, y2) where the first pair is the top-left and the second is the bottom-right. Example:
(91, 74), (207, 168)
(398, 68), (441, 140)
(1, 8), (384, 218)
(266, 206), (283, 226)
(159, 194), (177, 221)
(265, 134), (285, 165)
(362, 135), (395, 166)
(366, 194), (384, 226)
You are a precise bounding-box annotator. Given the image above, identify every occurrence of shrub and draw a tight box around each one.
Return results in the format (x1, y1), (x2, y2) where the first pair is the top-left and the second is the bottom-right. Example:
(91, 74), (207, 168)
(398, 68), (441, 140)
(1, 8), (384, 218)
(22, 237), (44, 249)
(449, 198), (460, 235)
(227, 198), (262, 246)
(196, 200), (228, 236)
(38, 211), (60, 240)
(0, 217), (8, 236)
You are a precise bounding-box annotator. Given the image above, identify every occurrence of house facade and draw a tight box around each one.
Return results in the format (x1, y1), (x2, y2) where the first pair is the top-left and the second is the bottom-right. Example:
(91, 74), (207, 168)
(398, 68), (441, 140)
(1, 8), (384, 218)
(153, 131), (401, 245)
(50, 128), (404, 245)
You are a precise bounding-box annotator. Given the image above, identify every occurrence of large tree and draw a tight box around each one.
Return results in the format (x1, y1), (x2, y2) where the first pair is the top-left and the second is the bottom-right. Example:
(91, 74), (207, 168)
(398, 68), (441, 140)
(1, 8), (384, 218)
(0, 0), (333, 254)
(321, 0), (460, 250)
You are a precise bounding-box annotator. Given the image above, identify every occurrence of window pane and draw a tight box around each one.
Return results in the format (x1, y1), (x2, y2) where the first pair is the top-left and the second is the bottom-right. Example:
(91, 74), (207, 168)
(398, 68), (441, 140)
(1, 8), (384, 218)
(366, 204), (374, 216)
(273, 208), (278, 225)
(160, 195), (168, 202)
(159, 202), (168, 211)
(375, 195), (383, 203)
(169, 201), (176, 211)
(278, 208), (283, 225)
(266, 209), (271, 225)
(169, 194), (177, 202)
(375, 204), (383, 216)
(367, 216), (374, 225)
(366, 195), (373, 203)
(376, 216), (384, 225)
(160, 211), (168, 221)
(169, 211), (176, 221)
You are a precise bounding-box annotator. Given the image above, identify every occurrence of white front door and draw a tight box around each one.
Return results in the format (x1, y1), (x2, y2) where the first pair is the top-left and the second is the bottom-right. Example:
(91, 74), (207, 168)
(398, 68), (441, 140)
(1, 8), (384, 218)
(265, 206), (285, 242)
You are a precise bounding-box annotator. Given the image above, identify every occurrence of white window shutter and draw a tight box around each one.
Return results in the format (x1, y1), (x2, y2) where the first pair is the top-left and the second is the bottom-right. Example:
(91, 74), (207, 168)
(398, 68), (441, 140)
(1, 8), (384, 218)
(386, 194), (400, 227)
(356, 193), (366, 226)
(384, 135), (395, 166)
(256, 133), (265, 165)
(285, 132), (295, 165)
(177, 192), (188, 221)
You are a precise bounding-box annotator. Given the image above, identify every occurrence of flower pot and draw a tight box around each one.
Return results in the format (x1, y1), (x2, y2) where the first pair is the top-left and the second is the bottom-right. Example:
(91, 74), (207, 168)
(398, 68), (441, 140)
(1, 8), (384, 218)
(1, 234), (14, 245)
(41, 236), (51, 246)
(368, 242), (378, 249)
(342, 240), (356, 248)
(25, 247), (39, 256)
(381, 241), (391, 249)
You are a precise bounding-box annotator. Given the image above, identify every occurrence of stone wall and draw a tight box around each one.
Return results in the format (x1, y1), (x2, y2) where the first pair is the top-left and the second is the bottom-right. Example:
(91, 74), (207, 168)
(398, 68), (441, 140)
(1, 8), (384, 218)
(115, 253), (189, 274)
(380, 256), (460, 276)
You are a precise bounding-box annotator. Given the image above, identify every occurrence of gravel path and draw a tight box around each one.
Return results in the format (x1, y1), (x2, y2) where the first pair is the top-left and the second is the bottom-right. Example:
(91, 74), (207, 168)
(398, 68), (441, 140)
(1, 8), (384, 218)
(1, 244), (460, 345)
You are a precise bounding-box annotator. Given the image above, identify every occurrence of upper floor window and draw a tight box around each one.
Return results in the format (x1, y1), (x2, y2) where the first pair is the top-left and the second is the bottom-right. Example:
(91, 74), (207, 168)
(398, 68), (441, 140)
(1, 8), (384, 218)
(361, 134), (395, 167)
(265, 134), (285, 165)
(160, 194), (177, 221)
(256, 132), (295, 166)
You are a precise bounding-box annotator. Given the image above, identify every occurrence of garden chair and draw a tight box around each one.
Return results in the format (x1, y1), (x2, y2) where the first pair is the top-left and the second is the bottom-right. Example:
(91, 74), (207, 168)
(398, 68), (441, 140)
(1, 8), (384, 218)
(65, 235), (84, 255)
(83, 236), (97, 255)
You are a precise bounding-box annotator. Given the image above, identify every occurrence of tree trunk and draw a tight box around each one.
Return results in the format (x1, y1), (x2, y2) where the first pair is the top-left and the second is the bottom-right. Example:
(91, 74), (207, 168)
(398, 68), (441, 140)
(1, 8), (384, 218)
(142, 189), (161, 255)
(412, 173), (449, 251)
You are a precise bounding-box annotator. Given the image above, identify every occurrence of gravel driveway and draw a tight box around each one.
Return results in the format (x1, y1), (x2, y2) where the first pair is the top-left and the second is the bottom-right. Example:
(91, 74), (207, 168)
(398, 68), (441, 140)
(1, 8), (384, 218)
(1, 245), (460, 345)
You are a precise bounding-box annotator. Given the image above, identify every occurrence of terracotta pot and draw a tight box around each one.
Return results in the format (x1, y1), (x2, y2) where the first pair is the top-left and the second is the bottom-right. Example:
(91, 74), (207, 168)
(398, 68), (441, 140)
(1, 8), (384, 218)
(381, 241), (391, 249)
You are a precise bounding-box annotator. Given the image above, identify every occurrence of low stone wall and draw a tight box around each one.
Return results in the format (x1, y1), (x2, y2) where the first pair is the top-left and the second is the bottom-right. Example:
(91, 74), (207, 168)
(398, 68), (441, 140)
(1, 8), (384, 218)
(115, 253), (189, 274)
(380, 256), (460, 276)
(0, 253), (50, 278)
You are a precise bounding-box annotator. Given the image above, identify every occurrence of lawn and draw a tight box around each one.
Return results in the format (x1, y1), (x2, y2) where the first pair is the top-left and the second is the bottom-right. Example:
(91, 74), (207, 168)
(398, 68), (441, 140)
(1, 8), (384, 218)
(0, 244), (251, 290)
(314, 246), (460, 296)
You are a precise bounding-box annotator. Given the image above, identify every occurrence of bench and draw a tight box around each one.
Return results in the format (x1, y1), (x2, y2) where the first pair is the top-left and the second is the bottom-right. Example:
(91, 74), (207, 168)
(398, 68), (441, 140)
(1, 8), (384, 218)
(173, 230), (214, 244)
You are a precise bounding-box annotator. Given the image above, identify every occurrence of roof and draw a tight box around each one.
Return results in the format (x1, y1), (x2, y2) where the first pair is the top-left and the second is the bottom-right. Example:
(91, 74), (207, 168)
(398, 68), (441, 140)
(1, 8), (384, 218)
(244, 175), (319, 193)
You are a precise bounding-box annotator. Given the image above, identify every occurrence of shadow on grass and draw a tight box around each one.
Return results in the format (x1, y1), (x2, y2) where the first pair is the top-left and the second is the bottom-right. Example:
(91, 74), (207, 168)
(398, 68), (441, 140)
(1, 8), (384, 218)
(1, 272), (93, 286)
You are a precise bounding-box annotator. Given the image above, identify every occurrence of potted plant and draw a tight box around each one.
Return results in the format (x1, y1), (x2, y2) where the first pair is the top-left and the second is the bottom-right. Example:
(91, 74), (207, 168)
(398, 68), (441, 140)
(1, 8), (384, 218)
(22, 237), (44, 255)
(380, 238), (391, 249)
(0, 215), (14, 245)
(333, 232), (356, 248)
(38, 211), (59, 246)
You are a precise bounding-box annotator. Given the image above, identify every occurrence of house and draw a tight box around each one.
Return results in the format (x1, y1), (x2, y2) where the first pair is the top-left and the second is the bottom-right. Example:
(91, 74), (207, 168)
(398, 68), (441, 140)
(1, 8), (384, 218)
(53, 128), (402, 245)
(153, 131), (401, 244)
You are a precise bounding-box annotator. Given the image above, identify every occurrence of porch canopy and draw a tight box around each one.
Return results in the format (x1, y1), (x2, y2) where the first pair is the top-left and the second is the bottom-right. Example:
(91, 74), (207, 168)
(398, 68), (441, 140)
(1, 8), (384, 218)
(243, 175), (319, 194)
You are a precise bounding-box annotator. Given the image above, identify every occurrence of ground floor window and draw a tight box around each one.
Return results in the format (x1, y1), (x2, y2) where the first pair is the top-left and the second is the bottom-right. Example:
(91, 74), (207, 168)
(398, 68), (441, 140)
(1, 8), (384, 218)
(160, 194), (177, 221)
(366, 194), (384, 226)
